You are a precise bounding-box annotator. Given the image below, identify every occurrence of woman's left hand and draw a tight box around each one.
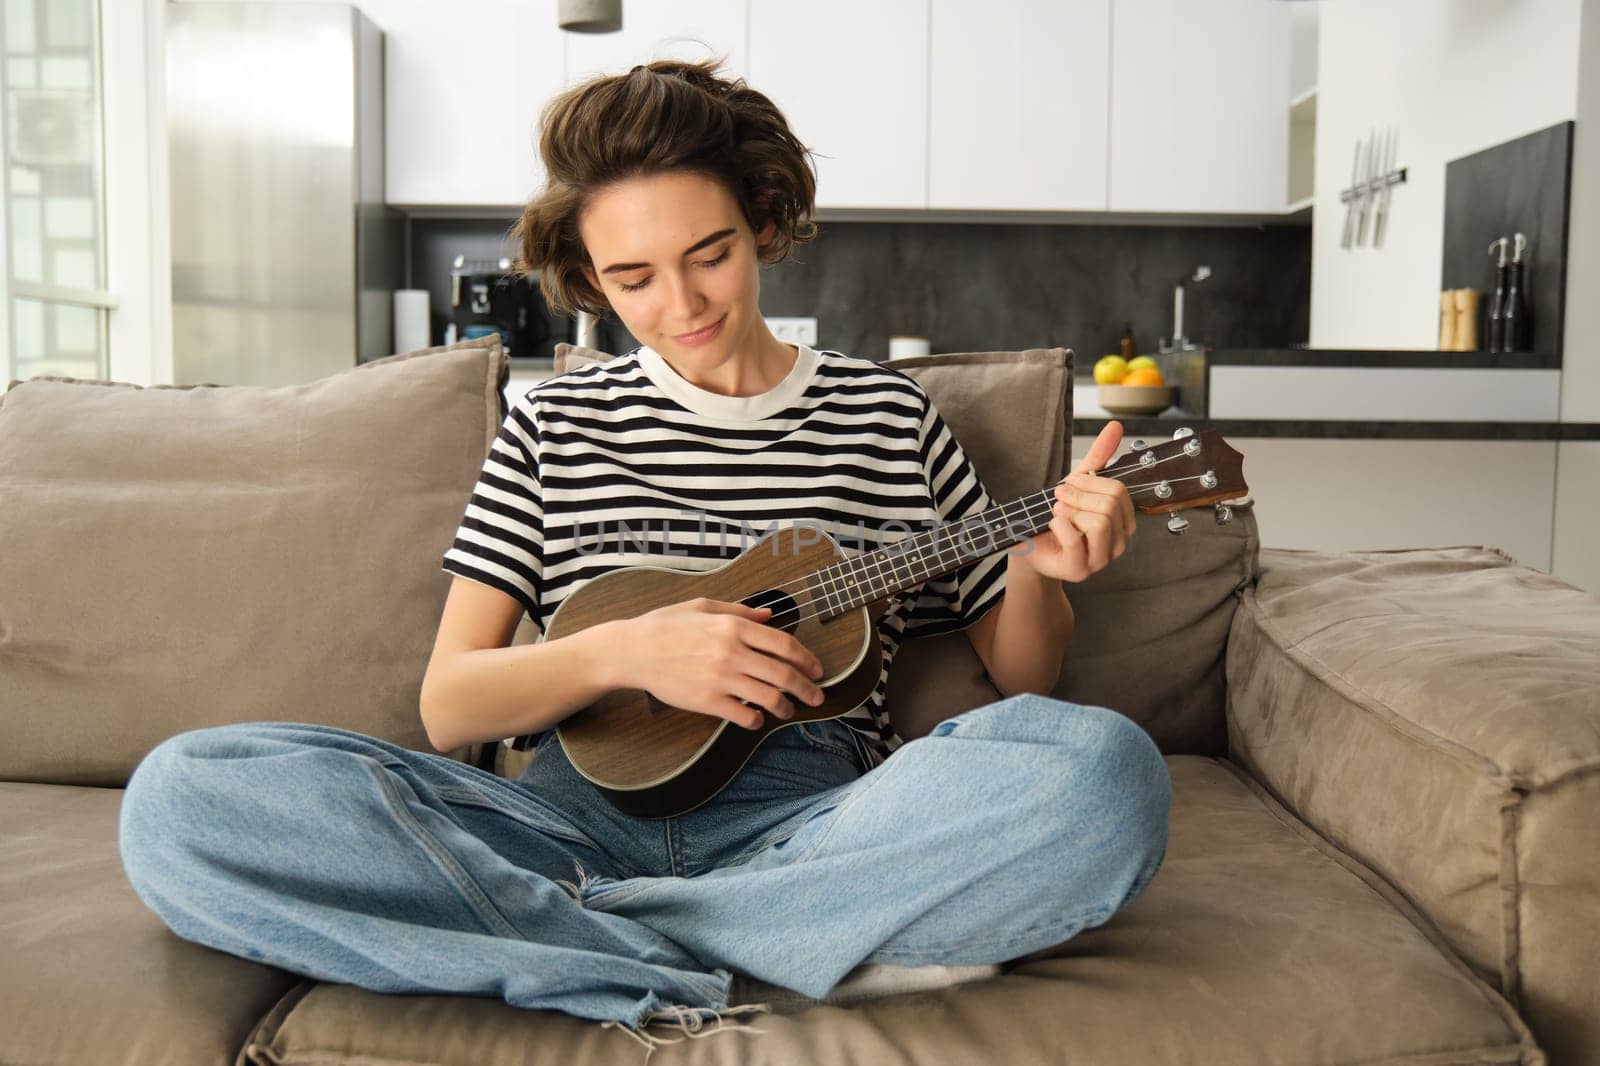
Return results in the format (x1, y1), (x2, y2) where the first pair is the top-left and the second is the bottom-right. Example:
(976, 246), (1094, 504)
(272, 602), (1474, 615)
(1011, 421), (1137, 583)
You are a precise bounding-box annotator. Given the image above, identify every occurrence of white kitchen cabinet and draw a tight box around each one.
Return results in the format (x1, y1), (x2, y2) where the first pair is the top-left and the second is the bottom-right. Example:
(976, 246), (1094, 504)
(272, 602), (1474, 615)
(563, 0), (746, 86)
(749, 0), (930, 210)
(382, 0), (564, 207)
(1108, 0), (1290, 213)
(381, 0), (1295, 214)
(929, 0), (1110, 211)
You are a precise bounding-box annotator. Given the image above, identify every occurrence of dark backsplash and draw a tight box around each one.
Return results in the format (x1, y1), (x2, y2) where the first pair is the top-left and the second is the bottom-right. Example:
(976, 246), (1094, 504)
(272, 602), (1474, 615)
(402, 216), (1310, 361)
(1441, 121), (1571, 359)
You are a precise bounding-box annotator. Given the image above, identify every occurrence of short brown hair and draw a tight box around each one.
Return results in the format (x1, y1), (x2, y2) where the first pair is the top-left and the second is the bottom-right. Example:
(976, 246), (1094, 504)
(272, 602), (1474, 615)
(509, 55), (819, 318)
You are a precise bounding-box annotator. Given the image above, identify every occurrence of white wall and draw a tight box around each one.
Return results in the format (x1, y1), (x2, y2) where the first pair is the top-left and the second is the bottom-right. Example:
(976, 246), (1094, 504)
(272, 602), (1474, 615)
(1550, 0), (1600, 594)
(1309, 0), (1583, 349)
(1562, 0), (1600, 424)
(1288, 3), (1318, 98)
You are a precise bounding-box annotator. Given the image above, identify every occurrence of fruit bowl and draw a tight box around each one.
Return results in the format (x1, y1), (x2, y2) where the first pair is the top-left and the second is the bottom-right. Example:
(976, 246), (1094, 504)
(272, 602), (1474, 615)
(1098, 383), (1177, 416)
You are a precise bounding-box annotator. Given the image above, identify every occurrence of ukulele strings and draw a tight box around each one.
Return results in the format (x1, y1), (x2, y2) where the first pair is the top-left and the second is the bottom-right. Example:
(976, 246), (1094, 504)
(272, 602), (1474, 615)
(714, 447), (1195, 627)
(752, 456), (1208, 632)
(751, 454), (1200, 630)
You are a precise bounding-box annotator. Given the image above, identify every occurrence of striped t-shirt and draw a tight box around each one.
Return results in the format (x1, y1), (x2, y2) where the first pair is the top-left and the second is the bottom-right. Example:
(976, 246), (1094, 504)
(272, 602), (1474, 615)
(438, 341), (1008, 770)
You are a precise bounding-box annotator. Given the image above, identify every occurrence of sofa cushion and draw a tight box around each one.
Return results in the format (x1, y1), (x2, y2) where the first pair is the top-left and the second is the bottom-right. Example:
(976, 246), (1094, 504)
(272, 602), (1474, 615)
(872, 348), (1069, 505)
(1046, 487), (1259, 757)
(891, 481), (1256, 759)
(239, 756), (1540, 1066)
(0, 781), (302, 1066)
(0, 335), (507, 786)
(1228, 544), (1600, 1066)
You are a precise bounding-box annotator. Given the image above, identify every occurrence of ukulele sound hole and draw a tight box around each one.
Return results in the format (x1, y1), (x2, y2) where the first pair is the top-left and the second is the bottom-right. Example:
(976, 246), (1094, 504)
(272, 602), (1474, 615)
(742, 588), (801, 635)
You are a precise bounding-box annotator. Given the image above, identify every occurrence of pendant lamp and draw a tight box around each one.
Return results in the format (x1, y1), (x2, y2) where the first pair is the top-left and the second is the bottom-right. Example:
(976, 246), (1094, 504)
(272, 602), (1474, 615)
(559, 0), (621, 33)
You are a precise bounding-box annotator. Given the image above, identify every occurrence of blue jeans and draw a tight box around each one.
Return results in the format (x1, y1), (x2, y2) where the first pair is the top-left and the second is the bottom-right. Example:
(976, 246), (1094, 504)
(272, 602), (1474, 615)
(118, 694), (1170, 1034)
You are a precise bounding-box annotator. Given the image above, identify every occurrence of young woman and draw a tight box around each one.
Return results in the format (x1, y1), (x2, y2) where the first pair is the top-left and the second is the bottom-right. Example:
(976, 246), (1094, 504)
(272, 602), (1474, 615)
(118, 57), (1170, 1051)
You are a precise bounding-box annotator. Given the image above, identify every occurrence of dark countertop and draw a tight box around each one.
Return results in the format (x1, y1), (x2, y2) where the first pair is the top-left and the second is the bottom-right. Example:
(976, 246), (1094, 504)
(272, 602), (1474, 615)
(1073, 411), (1600, 440)
(1206, 347), (1559, 370)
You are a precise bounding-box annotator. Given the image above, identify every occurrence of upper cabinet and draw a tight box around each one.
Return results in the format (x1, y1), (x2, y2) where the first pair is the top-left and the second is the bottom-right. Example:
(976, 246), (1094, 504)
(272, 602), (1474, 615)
(749, 0), (929, 210)
(383, 0), (563, 207)
(929, 0), (1110, 211)
(383, 0), (1294, 216)
(1107, 0), (1291, 213)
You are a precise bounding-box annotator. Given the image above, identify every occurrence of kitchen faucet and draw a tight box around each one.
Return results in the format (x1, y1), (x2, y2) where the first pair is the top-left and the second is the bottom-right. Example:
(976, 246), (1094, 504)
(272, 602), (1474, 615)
(1161, 265), (1212, 353)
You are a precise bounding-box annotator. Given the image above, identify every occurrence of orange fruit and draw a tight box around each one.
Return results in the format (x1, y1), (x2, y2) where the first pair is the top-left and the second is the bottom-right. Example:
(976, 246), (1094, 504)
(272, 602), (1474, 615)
(1122, 366), (1165, 386)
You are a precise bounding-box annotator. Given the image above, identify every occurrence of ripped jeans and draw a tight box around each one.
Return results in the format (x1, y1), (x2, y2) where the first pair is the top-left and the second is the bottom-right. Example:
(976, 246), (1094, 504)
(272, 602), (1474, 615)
(117, 694), (1170, 1036)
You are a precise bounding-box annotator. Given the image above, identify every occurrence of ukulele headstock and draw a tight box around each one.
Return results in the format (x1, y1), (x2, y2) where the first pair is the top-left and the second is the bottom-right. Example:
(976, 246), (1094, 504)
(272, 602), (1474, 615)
(1096, 427), (1248, 535)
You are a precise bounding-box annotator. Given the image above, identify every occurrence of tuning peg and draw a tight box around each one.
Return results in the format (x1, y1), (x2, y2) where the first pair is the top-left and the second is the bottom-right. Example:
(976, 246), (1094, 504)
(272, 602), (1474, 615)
(1130, 438), (1148, 451)
(1200, 470), (1217, 489)
(1172, 427), (1194, 439)
(1167, 512), (1190, 535)
(1154, 480), (1172, 499)
(1214, 503), (1233, 525)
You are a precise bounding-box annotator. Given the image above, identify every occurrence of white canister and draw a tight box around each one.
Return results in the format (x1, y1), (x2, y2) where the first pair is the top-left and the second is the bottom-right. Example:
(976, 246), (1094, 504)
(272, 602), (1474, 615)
(575, 310), (602, 350)
(888, 335), (931, 359)
(393, 289), (432, 354)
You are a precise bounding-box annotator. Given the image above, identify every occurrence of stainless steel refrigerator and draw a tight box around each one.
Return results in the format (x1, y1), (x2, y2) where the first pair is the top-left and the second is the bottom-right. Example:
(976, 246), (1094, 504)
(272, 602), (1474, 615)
(166, 2), (397, 387)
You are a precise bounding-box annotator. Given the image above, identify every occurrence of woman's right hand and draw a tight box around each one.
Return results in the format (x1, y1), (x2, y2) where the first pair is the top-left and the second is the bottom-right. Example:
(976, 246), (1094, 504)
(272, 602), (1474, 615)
(617, 598), (828, 730)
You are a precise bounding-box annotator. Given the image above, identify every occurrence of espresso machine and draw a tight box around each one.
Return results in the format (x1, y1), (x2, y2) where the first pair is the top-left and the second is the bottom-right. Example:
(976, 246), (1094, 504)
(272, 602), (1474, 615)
(449, 255), (575, 362)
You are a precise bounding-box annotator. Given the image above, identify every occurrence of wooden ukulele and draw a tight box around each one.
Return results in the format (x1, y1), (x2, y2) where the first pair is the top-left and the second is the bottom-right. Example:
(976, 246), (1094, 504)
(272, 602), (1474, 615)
(546, 427), (1247, 818)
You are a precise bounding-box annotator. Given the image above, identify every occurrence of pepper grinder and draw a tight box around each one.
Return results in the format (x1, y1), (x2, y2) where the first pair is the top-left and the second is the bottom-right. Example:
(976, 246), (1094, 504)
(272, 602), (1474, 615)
(1503, 232), (1529, 353)
(1485, 237), (1510, 353)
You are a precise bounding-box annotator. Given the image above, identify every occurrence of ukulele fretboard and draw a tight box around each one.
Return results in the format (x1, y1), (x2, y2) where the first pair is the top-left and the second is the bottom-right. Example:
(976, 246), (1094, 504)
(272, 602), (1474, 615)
(807, 487), (1059, 619)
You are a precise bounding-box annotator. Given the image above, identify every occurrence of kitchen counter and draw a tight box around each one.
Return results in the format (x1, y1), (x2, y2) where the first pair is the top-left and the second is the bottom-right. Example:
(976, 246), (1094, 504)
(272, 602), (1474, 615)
(1207, 347), (1558, 369)
(1073, 412), (1600, 440)
(1072, 346), (1595, 439)
(1065, 349), (1594, 588)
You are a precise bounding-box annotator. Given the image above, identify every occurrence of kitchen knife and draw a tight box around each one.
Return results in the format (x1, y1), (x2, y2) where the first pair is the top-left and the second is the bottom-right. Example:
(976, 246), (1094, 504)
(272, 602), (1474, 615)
(1355, 127), (1376, 246)
(1374, 127), (1397, 247)
(1340, 138), (1363, 249)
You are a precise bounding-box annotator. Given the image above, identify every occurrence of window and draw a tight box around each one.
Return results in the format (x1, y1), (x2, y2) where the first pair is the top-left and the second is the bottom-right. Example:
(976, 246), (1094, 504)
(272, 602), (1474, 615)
(2, 0), (110, 382)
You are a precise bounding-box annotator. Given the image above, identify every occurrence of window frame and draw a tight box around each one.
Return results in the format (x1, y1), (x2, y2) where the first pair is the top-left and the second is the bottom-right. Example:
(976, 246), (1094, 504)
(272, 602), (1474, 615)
(1, 0), (170, 386)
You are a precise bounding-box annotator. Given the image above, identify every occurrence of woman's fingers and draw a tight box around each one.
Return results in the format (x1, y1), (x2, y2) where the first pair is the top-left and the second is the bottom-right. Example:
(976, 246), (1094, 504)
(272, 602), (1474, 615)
(1053, 497), (1124, 573)
(694, 597), (771, 618)
(737, 617), (825, 679)
(1060, 475), (1137, 538)
(1064, 506), (1113, 572)
(1048, 512), (1089, 580)
(1071, 420), (1124, 477)
(713, 697), (767, 731)
(727, 675), (793, 722)
(735, 649), (824, 708)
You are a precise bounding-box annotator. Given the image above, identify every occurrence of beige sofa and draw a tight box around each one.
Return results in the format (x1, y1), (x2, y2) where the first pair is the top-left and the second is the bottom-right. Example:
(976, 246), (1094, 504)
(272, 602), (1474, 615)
(3, 335), (1595, 1066)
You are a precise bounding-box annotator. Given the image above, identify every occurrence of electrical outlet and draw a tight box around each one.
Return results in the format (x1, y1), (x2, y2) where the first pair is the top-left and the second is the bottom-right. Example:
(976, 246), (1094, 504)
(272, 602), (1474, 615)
(766, 317), (817, 345)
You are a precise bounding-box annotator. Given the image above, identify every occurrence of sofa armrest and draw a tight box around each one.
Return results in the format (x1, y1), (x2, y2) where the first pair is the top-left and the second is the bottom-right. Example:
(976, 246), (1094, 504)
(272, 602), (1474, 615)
(1225, 545), (1600, 1066)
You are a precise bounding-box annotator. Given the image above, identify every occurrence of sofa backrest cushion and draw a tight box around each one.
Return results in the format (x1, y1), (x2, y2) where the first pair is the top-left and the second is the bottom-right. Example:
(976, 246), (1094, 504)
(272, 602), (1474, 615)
(0, 335), (508, 786)
(1048, 491), (1258, 755)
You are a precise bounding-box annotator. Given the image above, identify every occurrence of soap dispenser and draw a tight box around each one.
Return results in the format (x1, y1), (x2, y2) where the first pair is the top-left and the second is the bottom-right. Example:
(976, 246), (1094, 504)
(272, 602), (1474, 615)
(1503, 232), (1529, 353)
(1485, 237), (1510, 353)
